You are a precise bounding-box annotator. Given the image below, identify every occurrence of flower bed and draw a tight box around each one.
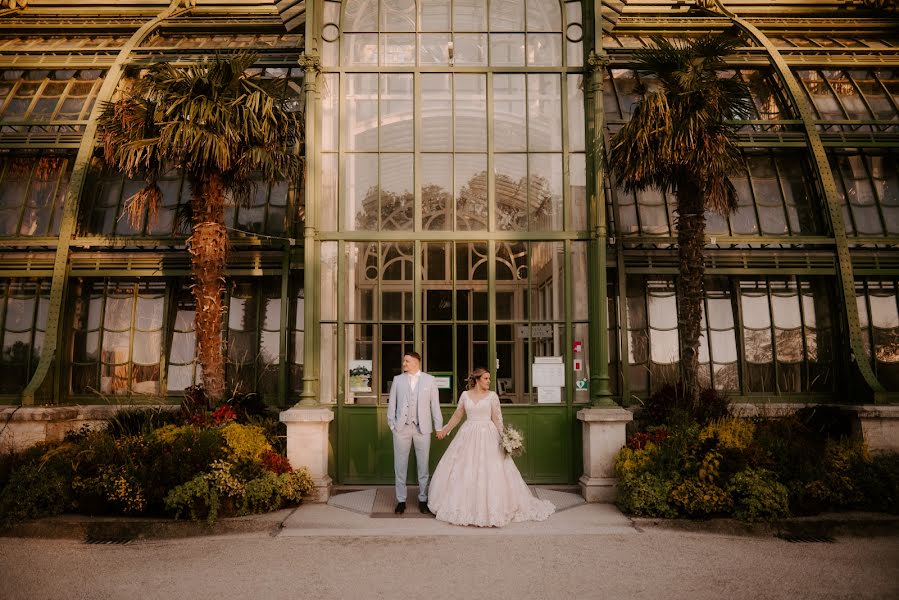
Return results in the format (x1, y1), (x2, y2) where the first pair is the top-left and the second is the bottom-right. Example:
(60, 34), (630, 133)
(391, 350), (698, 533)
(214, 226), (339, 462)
(616, 391), (899, 522)
(0, 388), (314, 528)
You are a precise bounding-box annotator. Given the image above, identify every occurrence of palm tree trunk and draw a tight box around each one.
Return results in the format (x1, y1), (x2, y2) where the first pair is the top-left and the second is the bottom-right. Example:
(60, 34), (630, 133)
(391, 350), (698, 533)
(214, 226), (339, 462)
(676, 181), (706, 408)
(188, 172), (228, 402)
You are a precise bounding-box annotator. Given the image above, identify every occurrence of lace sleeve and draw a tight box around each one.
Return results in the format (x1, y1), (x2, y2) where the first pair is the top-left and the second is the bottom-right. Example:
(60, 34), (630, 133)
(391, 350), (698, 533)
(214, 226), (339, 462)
(491, 393), (504, 433)
(443, 392), (466, 434)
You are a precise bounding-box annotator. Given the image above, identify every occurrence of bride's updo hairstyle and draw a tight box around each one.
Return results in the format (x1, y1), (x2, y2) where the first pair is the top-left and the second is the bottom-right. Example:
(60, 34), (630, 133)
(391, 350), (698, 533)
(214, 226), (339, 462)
(465, 367), (489, 391)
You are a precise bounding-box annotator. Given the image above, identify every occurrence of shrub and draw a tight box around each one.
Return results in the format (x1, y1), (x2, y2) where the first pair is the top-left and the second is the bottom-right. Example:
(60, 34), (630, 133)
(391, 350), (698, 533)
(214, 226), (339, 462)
(105, 408), (182, 438)
(855, 452), (899, 514)
(616, 472), (677, 518)
(638, 384), (730, 428)
(224, 391), (270, 423)
(221, 423), (272, 462)
(726, 468), (789, 522)
(670, 478), (732, 517)
(0, 452), (74, 528)
(164, 473), (222, 525)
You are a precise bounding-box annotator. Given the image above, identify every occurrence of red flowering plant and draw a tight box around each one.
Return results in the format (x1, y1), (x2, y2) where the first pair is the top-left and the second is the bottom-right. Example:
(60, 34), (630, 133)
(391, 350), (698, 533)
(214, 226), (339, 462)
(261, 449), (293, 475)
(627, 427), (669, 451)
(211, 405), (237, 425)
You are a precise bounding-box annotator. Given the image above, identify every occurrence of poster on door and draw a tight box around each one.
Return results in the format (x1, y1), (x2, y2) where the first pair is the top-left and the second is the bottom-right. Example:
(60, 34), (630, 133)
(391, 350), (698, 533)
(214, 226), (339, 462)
(349, 360), (373, 393)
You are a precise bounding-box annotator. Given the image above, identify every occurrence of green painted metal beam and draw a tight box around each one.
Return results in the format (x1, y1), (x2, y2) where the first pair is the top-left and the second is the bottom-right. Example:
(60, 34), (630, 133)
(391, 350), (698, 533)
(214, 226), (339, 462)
(21, 0), (197, 406)
(711, 0), (888, 402)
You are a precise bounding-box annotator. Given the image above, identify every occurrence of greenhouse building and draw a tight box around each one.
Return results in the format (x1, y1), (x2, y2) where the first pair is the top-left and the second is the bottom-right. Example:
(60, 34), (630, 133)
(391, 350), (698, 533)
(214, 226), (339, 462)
(0, 0), (897, 500)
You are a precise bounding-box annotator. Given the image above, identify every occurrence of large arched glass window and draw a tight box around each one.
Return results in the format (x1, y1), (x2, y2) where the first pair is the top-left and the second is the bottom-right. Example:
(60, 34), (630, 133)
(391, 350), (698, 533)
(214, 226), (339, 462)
(317, 0), (587, 408)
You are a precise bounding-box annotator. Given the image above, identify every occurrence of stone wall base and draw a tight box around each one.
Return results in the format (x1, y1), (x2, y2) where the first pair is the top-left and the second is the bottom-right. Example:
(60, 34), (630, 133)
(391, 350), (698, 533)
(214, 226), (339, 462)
(0, 405), (178, 453)
(577, 407), (634, 504)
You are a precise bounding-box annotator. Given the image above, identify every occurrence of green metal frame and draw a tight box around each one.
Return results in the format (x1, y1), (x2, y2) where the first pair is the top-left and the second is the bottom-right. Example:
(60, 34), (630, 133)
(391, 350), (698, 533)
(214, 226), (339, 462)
(709, 0), (888, 402)
(21, 0), (197, 405)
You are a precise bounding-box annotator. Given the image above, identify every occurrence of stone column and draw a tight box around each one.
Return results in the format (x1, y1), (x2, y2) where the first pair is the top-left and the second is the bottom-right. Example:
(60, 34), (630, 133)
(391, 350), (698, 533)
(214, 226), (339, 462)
(577, 407), (633, 502)
(280, 407), (334, 502)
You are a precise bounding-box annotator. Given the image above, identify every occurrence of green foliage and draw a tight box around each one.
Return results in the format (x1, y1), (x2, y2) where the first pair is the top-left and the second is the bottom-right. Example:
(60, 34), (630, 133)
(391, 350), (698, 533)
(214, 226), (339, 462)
(616, 472), (677, 518)
(670, 478), (732, 517)
(638, 384), (731, 428)
(855, 453), (899, 514)
(726, 469), (789, 522)
(615, 407), (898, 522)
(0, 411), (310, 526)
(0, 444), (77, 529)
(105, 407), (183, 438)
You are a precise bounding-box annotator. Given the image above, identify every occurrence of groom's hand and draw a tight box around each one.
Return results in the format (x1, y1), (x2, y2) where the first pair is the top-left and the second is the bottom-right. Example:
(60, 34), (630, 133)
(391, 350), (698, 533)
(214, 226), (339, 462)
(435, 429), (446, 440)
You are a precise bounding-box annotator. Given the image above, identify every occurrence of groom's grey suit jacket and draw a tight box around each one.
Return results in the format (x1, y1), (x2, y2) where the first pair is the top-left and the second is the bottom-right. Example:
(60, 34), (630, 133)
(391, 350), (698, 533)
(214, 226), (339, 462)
(387, 372), (443, 434)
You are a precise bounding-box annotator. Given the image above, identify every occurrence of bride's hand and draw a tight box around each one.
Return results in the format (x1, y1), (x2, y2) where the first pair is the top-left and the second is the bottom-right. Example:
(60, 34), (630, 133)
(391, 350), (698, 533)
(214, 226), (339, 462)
(436, 428), (447, 439)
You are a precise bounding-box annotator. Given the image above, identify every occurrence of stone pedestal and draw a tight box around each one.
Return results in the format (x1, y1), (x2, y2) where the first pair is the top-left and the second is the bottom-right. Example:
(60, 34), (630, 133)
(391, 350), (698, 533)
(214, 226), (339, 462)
(577, 407), (633, 503)
(855, 405), (899, 453)
(280, 407), (334, 503)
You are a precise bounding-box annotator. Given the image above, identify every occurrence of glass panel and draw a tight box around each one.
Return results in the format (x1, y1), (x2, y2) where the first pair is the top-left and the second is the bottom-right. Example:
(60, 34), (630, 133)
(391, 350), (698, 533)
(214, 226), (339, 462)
(420, 0), (451, 31)
(741, 282), (774, 393)
(453, 0), (487, 32)
(321, 242), (339, 322)
(344, 0), (378, 31)
(342, 33), (379, 65)
(381, 0), (416, 31)
(490, 0), (525, 31)
(568, 75), (585, 152)
(320, 323), (337, 403)
(380, 153), (414, 231)
(422, 153), (453, 230)
(344, 74), (378, 152)
(455, 153), (488, 231)
(321, 153), (338, 231)
(347, 242), (377, 321)
(528, 74), (561, 152)
(526, 0), (561, 32)
(493, 74), (527, 152)
(345, 323), (375, 404)
(852, 70), (896, 120)
(421, 74), (453, 152)
(747, 155), (788, 236)
(380, 33), (415, 65)
(797, 70), (845, 120)
(344, 153), (378, 230)
(454, 74), (487, 152)
(490, 33), (525, 66)
(454, 33), (488, 66)
(569, 153), (587, 231)
(495, 153), (527, 231)
(528, 153), (562, 231)
(834, 154), (883, 236)
(380, 74), (413, 151)
(526, 34), (562, 67)
(870, 154), (899, 234)
(419, 33), (451, 65)
(529, 242), (564, 321)
(825, 70), (872, 119)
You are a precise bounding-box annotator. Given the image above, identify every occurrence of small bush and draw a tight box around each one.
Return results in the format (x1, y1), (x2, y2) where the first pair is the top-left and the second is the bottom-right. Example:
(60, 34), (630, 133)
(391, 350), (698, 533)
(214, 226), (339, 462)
(616, 472), (677, 518)
(855, 453), (899, 514)
(670, 478), (732, 517)
(0, 457), (73, 529)
(726, 468), (789, 522)
(105, 408), (183, 438)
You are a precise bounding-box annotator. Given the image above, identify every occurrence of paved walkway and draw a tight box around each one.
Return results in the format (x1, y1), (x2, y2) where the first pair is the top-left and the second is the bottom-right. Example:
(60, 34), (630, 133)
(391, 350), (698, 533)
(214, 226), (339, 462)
(281, 486), (637, 537)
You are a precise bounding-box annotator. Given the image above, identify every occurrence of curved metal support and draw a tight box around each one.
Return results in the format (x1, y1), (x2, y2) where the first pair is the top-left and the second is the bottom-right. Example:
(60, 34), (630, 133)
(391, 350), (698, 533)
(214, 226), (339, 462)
(21, 0), (196, 405)
(711, 0), (887, 401)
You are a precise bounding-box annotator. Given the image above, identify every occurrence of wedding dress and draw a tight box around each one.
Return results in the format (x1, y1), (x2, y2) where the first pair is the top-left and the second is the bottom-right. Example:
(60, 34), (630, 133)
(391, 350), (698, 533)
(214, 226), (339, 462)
(427, 391), (556, 527)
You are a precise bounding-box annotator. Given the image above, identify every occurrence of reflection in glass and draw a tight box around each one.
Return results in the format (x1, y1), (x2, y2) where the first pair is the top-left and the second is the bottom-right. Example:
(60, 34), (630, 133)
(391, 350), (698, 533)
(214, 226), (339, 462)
(495, 153), (527, 231)
(454, 74), (487, 151)
(528, 74), (561, 152)
(455, 154), (488, 231)
(493, 74), (527, 151)
(422, 154), (453, 230)
(454, 33), (488, 65)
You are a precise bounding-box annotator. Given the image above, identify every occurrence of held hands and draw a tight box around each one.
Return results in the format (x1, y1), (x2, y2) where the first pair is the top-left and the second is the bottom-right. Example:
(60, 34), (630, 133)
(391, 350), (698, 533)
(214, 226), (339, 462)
(435, 427), (448, 440)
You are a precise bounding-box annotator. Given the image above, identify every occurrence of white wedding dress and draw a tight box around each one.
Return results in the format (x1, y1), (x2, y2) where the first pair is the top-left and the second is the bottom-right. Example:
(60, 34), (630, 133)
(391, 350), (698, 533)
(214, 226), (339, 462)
(427, 391), (556, 527)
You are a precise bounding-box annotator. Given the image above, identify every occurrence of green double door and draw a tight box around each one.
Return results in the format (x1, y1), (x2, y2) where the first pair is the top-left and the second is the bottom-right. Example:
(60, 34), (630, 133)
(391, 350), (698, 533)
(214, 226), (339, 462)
(335, 403), (580, 484)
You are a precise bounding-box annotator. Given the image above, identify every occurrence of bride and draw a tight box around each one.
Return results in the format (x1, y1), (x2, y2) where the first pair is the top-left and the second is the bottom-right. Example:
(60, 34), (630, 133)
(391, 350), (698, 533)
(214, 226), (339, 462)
(427, 368), (555, 527)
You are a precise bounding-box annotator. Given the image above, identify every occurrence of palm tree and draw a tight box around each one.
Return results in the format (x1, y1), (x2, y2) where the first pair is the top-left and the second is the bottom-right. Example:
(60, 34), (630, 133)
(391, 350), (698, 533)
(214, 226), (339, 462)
(98, 53), (302, 401)
(608, 34), (753, 406)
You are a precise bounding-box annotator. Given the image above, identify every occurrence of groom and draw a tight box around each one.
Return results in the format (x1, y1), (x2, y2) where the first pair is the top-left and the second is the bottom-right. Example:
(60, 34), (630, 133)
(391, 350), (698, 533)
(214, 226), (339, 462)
(387, 351), (443, 515)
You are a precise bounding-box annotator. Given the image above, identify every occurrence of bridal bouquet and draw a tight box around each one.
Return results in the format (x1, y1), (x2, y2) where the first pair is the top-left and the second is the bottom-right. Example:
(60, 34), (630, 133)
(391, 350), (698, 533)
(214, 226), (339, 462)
(501, 425), (525, 458)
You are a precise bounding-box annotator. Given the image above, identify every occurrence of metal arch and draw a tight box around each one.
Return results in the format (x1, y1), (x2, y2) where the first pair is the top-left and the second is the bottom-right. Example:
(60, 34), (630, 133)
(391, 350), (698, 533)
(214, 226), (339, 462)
(21, 0), (197, 405)
(708, 0), (887, 401)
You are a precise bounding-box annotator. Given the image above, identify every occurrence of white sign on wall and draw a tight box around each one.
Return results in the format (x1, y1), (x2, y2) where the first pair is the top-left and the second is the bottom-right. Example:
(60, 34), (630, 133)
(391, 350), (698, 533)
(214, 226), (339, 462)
(532, 357), (564, 388)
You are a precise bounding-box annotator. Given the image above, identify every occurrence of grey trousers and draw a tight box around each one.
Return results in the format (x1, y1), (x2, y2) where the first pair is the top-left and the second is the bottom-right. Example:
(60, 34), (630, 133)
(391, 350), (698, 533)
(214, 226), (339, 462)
(392, 422), (431, 502)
